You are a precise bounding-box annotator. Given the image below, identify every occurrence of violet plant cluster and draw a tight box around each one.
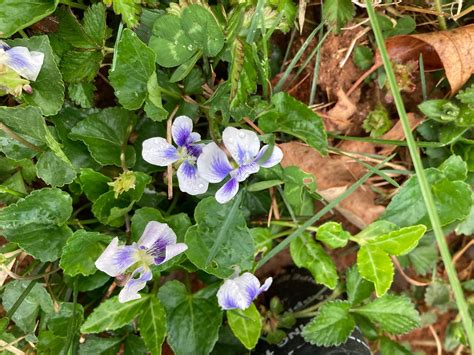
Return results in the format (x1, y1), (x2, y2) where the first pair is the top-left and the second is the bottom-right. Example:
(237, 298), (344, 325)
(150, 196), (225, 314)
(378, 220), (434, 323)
(95, 116), (279, 309)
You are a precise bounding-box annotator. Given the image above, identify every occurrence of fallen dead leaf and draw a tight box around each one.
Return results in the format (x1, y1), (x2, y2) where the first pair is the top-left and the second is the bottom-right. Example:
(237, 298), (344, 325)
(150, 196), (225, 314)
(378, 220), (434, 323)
(381, 24), (474, 94)
(376, 112), (424, 156)
(324, 89), (356, 132)
(280, 142), (384, 228)
(349, 24), (474, 96)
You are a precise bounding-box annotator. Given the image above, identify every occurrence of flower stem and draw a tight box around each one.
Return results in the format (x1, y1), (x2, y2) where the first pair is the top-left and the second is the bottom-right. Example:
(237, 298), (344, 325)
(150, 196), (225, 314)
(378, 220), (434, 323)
(365, 0), (473, 350)
(0, 123), (42, 153)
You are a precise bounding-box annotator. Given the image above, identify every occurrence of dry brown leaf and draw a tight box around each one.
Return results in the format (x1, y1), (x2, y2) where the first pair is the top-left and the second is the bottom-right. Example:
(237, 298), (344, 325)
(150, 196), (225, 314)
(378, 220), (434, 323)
(324, 89), (356, 132)
(376, 113), (424, 156)
(280, 142), (384, 228)
(379, 24), (474, 94)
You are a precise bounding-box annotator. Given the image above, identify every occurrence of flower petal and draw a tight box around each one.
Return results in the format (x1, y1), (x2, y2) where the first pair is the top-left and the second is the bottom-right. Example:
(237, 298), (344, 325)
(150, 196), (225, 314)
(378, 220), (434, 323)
(217, 272), (261, 310)
(197, 142), (233, 183)
(177, 160), (209, 195)
(162, 243), (188, 264)
(255, 145), (283, 168)
(190, 132), (201, 143)
(172, 115), (194, 147)
(118, 267), (152, 303)
(215, 177), (239, 204)
(258, 277), (273, 294)
(3, 47), (44, 81)
(95, 237), (138, 277)
(222, 127), (261, 165)
(142, 137), (179, 166)
(138, 221), (177, 250)
(234, 163), (259, 182)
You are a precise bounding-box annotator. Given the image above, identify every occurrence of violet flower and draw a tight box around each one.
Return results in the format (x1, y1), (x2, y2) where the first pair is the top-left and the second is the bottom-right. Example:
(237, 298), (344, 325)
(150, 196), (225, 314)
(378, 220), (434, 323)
(217, 272), (273, 310)
(95, 221), (187, 303)
(142, 116), (208, 195)
(197, 127), (283, 204)
(0, 41), (44, 81)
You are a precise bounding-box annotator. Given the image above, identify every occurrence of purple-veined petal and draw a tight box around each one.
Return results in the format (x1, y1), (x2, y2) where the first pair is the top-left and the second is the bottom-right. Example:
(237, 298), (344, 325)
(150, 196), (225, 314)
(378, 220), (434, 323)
(3, 47), (44, 81)
(172, 115), (193, 147)
(197, 142), (233, 183)
(222, 127), (261, 166)
(255, 145), (283, 168)
(258, 277), (273, 294)
(190, 132), (201, 143)
(118, 267), (152, 303)
(161, 243), (188, 264)
(215, 177), (239, 204)
(95, 237), (138, 277)
(142, 137), (179, 166)
(138, 221), (177, 250)
(234, 163), (260, 182)
(0, 41), (9, 50)
(177, 160), (209, 195)
(217, 272), (261, 310)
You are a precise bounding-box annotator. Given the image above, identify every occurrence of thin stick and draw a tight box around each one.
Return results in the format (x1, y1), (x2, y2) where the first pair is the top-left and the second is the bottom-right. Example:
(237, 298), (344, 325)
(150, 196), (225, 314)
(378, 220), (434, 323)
(392, 256), (430, 286)
(452, 239), (474, 266)
(428, 325), (443, 355)
(243, 117), (264, 135)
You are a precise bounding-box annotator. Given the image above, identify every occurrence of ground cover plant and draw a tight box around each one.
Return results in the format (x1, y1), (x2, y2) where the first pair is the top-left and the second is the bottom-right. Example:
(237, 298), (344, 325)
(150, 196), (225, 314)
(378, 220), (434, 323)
(0, 0), (473, 354)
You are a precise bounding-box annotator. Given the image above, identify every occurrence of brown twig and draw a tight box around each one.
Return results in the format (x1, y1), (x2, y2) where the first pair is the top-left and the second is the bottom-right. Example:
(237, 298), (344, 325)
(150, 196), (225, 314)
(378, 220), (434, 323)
(243, 117), (265, 135)
(428, 325), (443, 355)
(392, 256), (431, 286)
(347, 63), (381, 97)
(452, 239), (474, 265)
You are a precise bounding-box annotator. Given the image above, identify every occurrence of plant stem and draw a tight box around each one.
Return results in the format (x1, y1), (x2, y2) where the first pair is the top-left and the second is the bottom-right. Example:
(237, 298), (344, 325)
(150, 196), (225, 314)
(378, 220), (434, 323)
(6, 263), (47, 319)
(433, 0), (447, 30)
(365, 0), (473, 350)
(0, 123), (43, 153)
(0, 186), (26, 198)
(59, 0), (87, 9)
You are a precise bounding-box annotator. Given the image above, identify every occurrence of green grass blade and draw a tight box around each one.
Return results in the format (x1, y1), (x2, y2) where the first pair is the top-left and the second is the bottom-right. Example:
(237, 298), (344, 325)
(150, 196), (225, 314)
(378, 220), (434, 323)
(365, 1), (474, 349)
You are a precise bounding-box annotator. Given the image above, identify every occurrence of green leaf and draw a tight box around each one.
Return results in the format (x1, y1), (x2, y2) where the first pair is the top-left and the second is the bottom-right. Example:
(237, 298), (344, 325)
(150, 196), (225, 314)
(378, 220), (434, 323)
(82, 3), (108, 47)
(283, 166), (317, 214)
(149, 14), (196, 67)
(353, 294), (420, 334)
(259, 92), (328, 154)
(79, 336), (121, 354)
(229, 39), (257, 106)
(0, 0), (59, 38)
(81, 296), (149, 333)
(109, 29), (156, 110)
(316, 221), (351, 249)
(0, 188), (73, 261)
(79, 168), (111, 202)
(61, 50), (104, 83)
(355, 220), (398, 241)
(36, 150), (77, 187)
(346, 266), (373, 306)
(367, 225), (427, 256)
(382, 167), (472, 228)
(139, 297), (166, 355)
(68, 82), (95, 108)
(425, 281), (450, 309)
(380, 337), (412, 355)
(111, 0), (141, 28)
(60, 230), (112, 277)
(357, 245), (393, 297)
(144, 72), (168, 122)
(290, 233), (338, 289)
(2, 280), (54, 333)
(69, 107), (136, 167)
(227, 303), (262, 350)
(438, 155), (467, 181)
(322, 0), (355, 33)
(418, 99), (459, 123)
(185, 197), (254, 278)
(353, 45), (373, 70)
(302, 301), (355, 346)
(158, 281), (223, 355)
(181, 5), (224, 57)
(169, 50), (202, 83)
(8, 35), (64, 116)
